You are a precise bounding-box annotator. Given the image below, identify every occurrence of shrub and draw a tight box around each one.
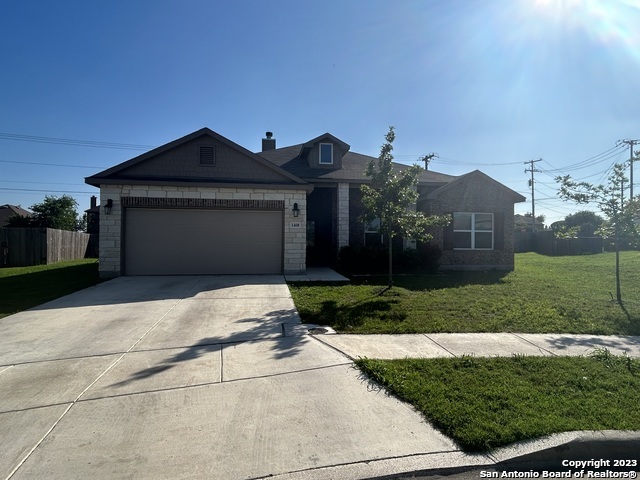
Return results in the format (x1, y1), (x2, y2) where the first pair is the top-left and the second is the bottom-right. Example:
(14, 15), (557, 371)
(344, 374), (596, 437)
(337, 243), (442, 275)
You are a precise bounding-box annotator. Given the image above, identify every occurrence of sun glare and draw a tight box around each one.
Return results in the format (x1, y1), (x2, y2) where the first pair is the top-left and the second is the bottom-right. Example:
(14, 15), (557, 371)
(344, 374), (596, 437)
(521, 0), (640, 58)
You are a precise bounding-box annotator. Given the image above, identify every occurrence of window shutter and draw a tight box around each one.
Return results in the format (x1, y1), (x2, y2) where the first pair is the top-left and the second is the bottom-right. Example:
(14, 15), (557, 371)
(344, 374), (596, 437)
(494, 212), (504, 250)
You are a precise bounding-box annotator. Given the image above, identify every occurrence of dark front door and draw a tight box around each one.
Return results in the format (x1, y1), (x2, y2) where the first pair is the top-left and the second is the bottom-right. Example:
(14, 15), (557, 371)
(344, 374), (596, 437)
(306, 187), (336, 266)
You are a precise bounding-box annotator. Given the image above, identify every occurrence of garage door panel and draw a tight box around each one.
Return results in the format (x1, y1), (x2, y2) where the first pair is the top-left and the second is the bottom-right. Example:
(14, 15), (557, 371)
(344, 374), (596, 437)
(125, 209), (282, 275)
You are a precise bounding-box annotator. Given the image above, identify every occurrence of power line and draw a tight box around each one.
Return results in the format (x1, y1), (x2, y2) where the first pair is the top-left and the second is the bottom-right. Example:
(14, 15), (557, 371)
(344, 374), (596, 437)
(0, 159), (107, 169)
(0, 132), (155, 151)
(617, 139), (640, 198)
(0, 187), (94, 194)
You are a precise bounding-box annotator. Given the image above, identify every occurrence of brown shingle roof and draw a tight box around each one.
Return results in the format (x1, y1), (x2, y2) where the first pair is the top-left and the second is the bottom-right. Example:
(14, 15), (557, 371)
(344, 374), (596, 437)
(0, 204), (32, 227)
(257, 144), (457, 185)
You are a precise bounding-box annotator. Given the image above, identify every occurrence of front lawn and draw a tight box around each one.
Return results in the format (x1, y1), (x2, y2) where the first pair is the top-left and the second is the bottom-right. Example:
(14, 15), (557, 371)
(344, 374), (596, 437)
(0, 259), (101, 319)
(289, 252), (640, 335)
(357, 351), (640, 451)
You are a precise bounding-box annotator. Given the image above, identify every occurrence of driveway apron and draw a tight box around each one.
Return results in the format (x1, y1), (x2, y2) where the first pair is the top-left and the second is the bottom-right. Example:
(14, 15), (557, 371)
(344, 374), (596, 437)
(0, 275), (458, 480)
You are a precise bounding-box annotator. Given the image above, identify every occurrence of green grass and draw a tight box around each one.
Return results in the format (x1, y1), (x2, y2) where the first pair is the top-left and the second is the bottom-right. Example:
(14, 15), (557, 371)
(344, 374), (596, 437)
(0, 259), (101, 319)
(289, 252), (640, 334)
(356, 351), (640, 451)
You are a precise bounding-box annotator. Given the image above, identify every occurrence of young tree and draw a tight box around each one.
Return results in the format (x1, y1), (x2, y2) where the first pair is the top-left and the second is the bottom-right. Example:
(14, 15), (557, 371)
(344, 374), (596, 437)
(557, 164), (639, 302)
(7, 195), (83, 231)
(361, 127), (450, 288)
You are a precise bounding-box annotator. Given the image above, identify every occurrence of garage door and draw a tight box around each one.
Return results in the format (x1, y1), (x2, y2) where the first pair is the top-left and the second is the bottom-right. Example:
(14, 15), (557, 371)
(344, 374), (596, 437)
(124, 208), (283, 275)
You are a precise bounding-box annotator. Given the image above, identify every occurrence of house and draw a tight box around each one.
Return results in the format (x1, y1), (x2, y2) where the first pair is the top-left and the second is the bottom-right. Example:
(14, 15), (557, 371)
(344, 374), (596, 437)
(514, 214), (546, 232)
(84, 196), (100, 235)
(0, 205), (32, 228)
(85, 128), (525, 278)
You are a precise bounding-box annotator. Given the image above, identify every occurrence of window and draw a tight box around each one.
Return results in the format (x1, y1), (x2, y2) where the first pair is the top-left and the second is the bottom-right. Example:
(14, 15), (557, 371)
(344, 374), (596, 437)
(453, 213), (493, 249)
(319, 143), (333, 164)
(199, 145), (216, 165)
(364, 217), (384, 246)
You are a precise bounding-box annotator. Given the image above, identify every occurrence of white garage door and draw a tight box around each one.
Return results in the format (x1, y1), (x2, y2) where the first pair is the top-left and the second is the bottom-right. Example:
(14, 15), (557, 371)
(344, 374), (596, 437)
(124, 208), (283, 275)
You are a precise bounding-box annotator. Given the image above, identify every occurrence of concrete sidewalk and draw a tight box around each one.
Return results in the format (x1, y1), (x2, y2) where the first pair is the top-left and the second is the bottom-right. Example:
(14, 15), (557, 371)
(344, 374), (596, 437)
(316, 331), (640, 360)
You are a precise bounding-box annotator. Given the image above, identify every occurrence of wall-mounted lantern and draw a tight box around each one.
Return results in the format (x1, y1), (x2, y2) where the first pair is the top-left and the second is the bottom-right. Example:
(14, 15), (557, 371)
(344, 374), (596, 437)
(104, 199), (114, 215)
(292, 202), (300, 217)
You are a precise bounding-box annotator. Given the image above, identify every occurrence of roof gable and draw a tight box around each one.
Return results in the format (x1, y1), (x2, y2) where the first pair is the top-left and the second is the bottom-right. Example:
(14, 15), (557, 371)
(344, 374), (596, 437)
(428, 170), (526, 203)
(86, 128), (307, 187)
(301, 133), (350, 154)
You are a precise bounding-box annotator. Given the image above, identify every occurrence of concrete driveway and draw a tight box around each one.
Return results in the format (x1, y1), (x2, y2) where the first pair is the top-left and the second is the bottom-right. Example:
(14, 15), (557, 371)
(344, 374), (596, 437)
(0, 276), (467, 480)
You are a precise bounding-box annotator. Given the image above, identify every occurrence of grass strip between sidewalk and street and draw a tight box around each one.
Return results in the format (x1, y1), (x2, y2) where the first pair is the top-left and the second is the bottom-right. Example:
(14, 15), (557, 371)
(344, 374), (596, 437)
(356, 349), (640, 452)
(0, 259), (101, 319)
(289, 252), (640, 335)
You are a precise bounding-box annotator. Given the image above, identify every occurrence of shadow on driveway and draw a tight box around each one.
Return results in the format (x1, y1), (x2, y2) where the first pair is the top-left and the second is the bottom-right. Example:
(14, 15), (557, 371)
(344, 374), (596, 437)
(109, 308), (307, 388)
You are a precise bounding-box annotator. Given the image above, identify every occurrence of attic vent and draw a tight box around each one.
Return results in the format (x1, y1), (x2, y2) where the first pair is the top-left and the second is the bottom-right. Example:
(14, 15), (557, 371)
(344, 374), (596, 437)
(199, 146), (216, 165)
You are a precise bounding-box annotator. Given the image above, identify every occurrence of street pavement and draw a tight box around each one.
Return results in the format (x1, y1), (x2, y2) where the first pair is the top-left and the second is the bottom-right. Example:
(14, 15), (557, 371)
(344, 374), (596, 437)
(1, 275), (638, 480)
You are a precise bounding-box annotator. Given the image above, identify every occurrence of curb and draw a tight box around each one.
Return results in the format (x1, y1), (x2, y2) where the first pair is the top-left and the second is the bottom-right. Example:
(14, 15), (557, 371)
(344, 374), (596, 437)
(494, 430), (640, 471)
(258, 431), (640, 480)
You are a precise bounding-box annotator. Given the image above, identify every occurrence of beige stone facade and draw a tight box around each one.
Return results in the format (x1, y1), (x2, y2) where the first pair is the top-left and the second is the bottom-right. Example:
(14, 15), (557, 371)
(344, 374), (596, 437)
(98, 184), (307, 277)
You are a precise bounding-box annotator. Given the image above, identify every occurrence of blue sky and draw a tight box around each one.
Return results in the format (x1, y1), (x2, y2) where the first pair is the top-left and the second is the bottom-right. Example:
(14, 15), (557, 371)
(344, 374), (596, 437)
(2, 0), (640, 225)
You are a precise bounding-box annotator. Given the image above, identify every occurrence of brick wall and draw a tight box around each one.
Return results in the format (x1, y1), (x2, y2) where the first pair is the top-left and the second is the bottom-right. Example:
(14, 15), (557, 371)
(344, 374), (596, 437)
(426, 177), (517, 271)
(98, 184), (307, 277)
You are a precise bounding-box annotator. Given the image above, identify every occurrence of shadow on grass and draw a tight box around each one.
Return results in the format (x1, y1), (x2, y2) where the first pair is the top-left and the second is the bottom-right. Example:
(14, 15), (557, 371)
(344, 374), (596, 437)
(318, 298), (406, 330)
(347, 270), (510, 292)
(0, 261), (100, 317)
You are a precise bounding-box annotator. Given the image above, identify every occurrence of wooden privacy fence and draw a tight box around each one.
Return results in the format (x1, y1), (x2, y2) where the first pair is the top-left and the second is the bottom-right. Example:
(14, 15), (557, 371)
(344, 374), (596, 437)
(0, 228), (98, 267)
(515, 231), (604, 256)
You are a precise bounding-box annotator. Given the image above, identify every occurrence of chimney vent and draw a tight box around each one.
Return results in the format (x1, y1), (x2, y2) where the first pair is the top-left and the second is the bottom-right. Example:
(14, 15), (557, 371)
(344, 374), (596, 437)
(262, 131), (276, 151)
(90, 195), (97, 209)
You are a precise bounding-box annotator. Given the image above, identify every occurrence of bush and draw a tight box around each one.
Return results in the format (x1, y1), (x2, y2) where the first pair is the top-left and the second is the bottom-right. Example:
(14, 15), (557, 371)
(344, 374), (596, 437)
(337, 243), (442, 275)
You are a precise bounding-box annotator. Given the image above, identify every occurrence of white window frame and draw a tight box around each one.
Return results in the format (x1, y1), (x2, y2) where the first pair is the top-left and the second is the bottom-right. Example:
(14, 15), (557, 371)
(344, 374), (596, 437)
(453, 212), (494, 250)
(319, 143), (333, 165)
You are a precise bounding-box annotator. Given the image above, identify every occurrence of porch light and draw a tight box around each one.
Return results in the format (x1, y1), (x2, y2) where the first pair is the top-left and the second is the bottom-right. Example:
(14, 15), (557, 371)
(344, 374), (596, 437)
(104, 199), (113, 215)
(292, 202), (299, 217)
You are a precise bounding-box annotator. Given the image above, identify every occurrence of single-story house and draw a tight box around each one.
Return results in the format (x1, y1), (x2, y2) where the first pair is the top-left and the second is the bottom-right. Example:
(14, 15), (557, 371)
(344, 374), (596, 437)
(0, 204), (32, 228)
(514, 214), (546, 232)
(85, 128), (525, 278)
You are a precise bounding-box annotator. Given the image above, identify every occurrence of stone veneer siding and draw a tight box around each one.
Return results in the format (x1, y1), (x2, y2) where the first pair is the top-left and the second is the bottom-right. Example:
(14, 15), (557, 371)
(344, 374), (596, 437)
(337, 183), (349, 248)
(98, 184), (307, 278)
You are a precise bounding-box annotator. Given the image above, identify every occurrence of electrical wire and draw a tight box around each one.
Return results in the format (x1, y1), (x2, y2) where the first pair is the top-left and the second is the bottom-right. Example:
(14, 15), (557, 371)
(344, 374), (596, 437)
(0, 159), (106, 169)
(0, 132), (155, 151)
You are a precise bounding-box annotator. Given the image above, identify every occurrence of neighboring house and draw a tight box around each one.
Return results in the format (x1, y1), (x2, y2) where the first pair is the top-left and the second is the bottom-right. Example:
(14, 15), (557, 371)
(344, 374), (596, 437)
(85, 196), (100, 235)
(85, 128), (525, 278)
(514, 214), (546, 232)
(0, 204), (32, 227)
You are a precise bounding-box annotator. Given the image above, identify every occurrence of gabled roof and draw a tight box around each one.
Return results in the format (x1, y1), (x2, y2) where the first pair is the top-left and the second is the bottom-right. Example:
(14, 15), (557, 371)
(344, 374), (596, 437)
(257, 140), (456, 185)
(86, 127), (309, 188)
(0, 204), (32, 227)
(427, 170), (526, 202)
(301, 133), (350, 154)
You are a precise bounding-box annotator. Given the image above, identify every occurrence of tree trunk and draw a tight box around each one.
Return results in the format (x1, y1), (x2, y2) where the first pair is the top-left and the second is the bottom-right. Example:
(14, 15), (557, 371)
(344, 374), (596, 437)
(388, 234), (393, 288)
(615, 231), (622, 303)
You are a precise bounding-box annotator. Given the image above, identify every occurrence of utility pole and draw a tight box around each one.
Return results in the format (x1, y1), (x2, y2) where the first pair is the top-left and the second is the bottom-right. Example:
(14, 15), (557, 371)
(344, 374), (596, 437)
(525, 158), (542, 233)
(618, 139), (639, 199)
(420, 153), (437, 171)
